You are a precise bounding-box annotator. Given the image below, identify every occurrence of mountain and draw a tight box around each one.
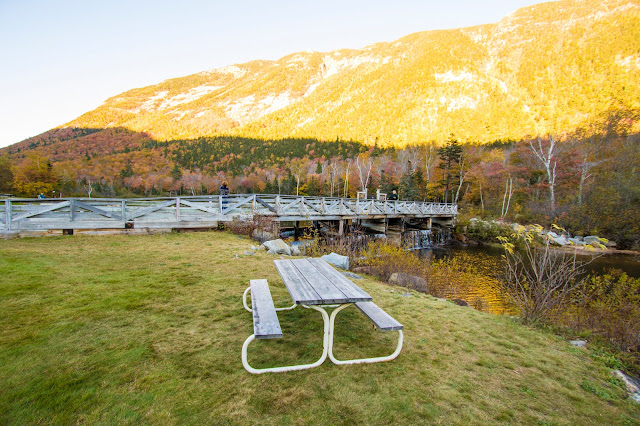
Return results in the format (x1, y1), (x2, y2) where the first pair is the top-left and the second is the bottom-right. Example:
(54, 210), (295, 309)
(23, 0), (633, 149)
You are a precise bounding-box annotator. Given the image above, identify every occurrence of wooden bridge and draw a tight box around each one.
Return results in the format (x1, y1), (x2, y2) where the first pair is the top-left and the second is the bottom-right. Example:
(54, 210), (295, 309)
(1, 195), (457, 237)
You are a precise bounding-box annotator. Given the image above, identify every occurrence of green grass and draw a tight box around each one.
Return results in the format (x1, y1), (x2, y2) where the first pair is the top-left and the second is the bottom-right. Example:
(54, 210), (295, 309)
(1, 231), (638, 424)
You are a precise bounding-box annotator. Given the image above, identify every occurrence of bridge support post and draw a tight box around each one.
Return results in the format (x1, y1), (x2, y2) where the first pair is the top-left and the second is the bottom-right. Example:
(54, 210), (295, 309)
(294, 221), (300, 241)
(338, 219), (344, 238)
(5, 200), (11, 231)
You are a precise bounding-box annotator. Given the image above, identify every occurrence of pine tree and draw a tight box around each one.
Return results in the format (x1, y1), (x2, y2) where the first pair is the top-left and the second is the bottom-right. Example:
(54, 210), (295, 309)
(399, 162), (419, 201)
(437, 137), (462, 203)
(170, 164), (182, 181)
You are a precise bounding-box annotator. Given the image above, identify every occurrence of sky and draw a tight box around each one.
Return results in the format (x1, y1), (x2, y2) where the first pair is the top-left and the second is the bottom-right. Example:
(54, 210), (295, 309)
(0, 0), (546, 148)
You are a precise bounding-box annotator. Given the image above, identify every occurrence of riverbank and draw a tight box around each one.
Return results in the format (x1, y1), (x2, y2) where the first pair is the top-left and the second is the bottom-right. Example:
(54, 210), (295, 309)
(455, 237), (640, 259)
(1, 231), (639, 423)
(457, 218), (640, 271)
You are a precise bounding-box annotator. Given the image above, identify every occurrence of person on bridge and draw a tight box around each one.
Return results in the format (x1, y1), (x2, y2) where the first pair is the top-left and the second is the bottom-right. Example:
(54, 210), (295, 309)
(219, 181), (230, 211)
(389, 189), (398, 201)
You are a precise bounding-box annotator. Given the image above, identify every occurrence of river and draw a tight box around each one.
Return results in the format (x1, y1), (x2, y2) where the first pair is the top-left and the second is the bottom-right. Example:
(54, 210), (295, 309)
(415, 242), (640, 314)
(289, 229), (640, 315)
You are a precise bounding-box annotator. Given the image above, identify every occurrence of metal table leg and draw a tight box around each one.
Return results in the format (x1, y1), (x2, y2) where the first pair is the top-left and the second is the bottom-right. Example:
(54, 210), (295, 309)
(241, 304), (329, 374)
(328, 304), (404, 365)
(243, 286), (296, 313)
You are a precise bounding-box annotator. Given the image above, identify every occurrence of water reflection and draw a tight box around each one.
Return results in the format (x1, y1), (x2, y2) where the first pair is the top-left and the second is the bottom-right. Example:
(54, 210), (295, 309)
(419, 248), (512, 315)
(406, 229), (640, 315)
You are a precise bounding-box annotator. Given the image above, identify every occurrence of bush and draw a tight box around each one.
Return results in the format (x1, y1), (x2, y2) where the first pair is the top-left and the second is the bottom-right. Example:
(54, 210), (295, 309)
(225, 216), (276, 239)
(357, 240), (424, 281)
(304, 223), (377, 259)
(466, 219), (510, 243)
(567, 270), (640, 354)
(355, 240), (501, 309)
(498, 228), (588, 324)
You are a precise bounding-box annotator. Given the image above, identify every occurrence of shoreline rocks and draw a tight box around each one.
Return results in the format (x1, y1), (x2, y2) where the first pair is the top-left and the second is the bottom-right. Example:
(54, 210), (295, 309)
(262, 239), (292, 256)
(466, 218), (618, 250)
(321, 252), (350, 270)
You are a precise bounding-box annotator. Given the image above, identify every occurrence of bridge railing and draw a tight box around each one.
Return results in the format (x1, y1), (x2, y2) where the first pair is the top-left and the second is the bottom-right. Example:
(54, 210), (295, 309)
(1, 195), (458, 232)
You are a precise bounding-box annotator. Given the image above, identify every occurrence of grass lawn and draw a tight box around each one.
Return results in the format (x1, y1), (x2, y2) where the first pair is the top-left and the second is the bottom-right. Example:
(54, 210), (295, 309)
(1, 231), (639, 424)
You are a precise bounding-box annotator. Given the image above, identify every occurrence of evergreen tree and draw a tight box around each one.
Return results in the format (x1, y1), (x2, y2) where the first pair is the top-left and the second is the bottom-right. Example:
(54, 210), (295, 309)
(378, 169), (394, 195)
(306, 176), (321, 196)
(119, 161), (135, 179)
(437, 137), (462, 203)
(0, 156), (14, 193)
(399, 162), (419, 201)
(170, 164), (182, 181)
(414, 169), (427, 200)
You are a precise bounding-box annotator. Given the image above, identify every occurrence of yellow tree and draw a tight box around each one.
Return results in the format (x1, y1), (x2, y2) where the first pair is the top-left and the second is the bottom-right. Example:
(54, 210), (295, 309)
(13, 153), (59, 197)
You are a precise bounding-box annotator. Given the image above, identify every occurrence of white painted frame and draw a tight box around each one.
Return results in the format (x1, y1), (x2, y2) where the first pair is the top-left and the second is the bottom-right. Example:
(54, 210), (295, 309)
(241, 290), (403, 374)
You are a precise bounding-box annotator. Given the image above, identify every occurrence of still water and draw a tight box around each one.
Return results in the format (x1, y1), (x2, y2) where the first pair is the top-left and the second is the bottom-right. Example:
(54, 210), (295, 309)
(292, 229), (640, 315)
(409, 230), (640, 314)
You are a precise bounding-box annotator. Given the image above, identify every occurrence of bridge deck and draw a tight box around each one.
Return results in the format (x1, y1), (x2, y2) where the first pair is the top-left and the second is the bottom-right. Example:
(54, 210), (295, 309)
(1, 195), (457, 232)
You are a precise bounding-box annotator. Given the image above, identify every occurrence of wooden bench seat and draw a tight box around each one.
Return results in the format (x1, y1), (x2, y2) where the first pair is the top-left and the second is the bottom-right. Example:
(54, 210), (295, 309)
(355, 301), (403, 331)
(250, 279), (282, 339)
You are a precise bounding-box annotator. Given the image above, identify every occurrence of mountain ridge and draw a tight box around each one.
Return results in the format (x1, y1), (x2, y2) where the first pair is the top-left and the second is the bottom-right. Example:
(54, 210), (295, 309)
(8, 0), (640, 150)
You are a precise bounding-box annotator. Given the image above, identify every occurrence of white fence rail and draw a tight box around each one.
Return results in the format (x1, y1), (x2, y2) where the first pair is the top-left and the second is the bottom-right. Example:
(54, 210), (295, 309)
(1, 195), (458, 232)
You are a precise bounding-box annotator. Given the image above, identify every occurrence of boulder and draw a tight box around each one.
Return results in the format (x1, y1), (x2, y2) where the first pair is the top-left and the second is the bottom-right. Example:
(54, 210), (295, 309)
(452, 298), (470, 307)
(614, 370), (640, 403)
(290, 245), (302, 256)
(389, 272), (428, 292)
(583, 235), (615, 247)
(547, 231), (559, 238)
(321, 252), (349, 270)
(570, 340), (587, 347)
(262, 239), (292, 256)
(568, 238), (585, 246)
(583, 235), (602, 245)
(243, 251), (255, 256)
(550, 235), (569, 246)
(252, 228), (275, 242)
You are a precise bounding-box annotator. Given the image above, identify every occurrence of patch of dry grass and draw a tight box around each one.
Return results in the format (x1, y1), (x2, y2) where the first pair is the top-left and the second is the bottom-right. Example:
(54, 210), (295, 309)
(0, 231), (638, 424)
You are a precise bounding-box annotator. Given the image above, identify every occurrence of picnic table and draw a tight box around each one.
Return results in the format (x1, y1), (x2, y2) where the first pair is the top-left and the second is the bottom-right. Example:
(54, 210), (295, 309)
(242, 258), (403, 374)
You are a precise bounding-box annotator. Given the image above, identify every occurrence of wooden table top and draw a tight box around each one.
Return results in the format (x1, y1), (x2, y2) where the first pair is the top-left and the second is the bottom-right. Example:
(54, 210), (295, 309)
(273, 258), (372, 305)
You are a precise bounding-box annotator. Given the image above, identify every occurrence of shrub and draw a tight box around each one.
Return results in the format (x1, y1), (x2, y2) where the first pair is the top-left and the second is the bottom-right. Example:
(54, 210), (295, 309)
(466, 219), (510, 243)
(355, 240), (500, 309)
(497, 228), (588, 324)
(226, 215), (276, 239)
(567, 270), (640, 354)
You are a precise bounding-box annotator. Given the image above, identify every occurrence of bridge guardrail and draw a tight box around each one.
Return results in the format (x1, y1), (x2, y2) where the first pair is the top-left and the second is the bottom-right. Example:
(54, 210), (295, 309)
(2, 195), (458, 232)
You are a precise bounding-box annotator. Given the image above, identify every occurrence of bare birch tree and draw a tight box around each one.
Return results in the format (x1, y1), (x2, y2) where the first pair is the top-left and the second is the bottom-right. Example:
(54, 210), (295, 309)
(328, 162), (340, 197)
(85, 178), (93, 198)
(355, 153), (373, 193)
(423, 143), (437, 194)
(289, 159), (306, 196)
(528, 135), (558, 213)
(343, 162), (350, 197)
(501, 176), (513, 218)
(454, 152), (466, 203)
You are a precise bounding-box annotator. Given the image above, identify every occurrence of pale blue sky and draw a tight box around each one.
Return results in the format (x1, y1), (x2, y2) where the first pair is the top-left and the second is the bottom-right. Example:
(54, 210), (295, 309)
(0, 0), (546, 148)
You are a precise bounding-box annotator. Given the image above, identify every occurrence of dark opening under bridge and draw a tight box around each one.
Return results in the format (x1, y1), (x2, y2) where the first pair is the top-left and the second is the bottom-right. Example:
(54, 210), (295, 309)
(1, 195), (458, 238)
